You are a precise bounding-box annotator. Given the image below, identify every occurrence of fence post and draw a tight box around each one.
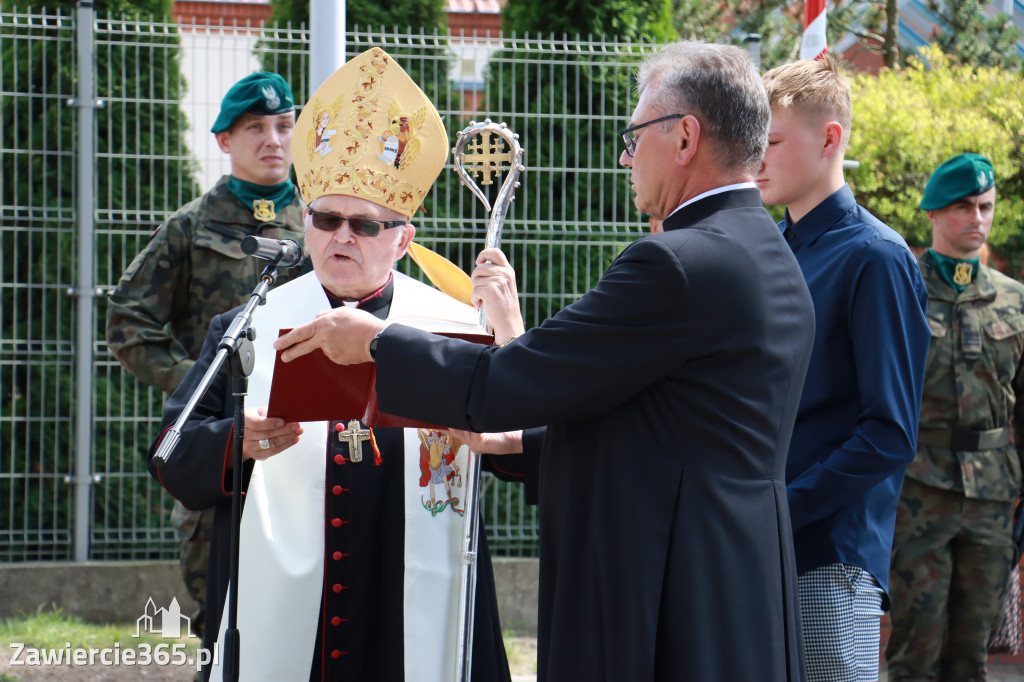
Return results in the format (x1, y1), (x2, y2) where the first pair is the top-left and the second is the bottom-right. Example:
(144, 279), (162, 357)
(743, 33), (762, 73)
(72, 0), (100, 562)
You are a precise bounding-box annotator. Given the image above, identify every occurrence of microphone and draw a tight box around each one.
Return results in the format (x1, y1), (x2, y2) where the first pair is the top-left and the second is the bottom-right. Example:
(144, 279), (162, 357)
(240, 235), (303, 268)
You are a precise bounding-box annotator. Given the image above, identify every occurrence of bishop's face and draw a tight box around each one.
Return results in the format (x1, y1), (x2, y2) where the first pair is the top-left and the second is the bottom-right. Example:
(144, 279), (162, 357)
(304, 195), (414, 300)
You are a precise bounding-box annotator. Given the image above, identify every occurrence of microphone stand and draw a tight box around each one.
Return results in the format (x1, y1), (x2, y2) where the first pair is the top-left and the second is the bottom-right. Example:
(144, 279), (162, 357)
(151, 261), (283, 682)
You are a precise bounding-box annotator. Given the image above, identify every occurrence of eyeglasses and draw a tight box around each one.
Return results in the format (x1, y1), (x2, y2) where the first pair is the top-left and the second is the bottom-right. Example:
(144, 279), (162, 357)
(619, 114), (687, 156)
(306, 208), (406, 238)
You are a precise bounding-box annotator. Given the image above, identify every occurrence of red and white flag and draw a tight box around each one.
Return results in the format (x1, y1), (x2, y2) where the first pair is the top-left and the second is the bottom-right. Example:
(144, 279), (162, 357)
(800, 0), (827, 61)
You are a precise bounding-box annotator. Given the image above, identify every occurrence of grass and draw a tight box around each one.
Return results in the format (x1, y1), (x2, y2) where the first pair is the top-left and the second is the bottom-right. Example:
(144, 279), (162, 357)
(0, 607), (535, 678)
(0, 605), (199, 680)
(503, 628), (538, 675)
(0, 605), (195, 652)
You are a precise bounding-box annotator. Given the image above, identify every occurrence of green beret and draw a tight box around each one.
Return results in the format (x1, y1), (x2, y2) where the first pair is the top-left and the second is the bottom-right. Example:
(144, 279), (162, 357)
(920, 152), (995, 211)
(210, 72), (295, 134)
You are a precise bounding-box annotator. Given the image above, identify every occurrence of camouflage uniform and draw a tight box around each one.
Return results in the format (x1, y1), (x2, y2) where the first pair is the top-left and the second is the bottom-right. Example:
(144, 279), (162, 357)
(886, 250), (1024, 681)
(106, 174), (306, 639)
(107, 175), (306, 394)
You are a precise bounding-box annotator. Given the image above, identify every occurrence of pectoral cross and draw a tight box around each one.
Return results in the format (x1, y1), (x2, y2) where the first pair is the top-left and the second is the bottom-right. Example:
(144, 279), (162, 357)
(337, 420), (371, 463)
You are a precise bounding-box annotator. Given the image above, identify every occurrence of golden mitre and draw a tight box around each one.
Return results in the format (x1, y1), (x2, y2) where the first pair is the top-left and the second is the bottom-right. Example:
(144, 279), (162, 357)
(292, 47), (449, 219)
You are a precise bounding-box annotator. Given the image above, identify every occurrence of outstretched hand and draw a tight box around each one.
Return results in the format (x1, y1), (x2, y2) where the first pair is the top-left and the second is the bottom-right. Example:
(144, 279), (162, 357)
(446, 428), (524, 455)
(274, 307), (386, 366)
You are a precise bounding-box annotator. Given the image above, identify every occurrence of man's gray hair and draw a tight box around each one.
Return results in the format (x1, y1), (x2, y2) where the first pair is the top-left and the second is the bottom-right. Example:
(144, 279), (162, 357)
(636, 41), (769, 173)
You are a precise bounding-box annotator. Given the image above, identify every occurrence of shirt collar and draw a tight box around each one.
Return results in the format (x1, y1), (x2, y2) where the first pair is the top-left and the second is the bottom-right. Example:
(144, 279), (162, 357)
(920, 250), (996, 302)
(780, 184), (856, 246)
(668, 182), (757, 219)
(325, 272), (394, 318)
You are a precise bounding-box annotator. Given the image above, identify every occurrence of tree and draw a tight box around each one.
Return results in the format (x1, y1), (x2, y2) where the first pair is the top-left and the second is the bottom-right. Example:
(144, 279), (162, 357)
(924, 0), (1023, 70)
(503, 0), (676, 42)
(713, 0), (894, 72)
(810, 0), (900, 69)
(267, 0), (447, 32)
(671, 0), (732, 42)
(726, 0), (801, 70)
(1, 0), (198, 559)
(882, 0), (899, 68)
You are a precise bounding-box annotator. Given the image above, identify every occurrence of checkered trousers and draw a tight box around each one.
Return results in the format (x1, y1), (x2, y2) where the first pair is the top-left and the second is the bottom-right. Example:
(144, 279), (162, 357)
(798, 563), (885, 682)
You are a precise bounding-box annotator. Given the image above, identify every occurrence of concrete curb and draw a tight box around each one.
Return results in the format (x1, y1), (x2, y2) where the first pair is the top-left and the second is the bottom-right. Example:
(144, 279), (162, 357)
(0, 557), (539, 635)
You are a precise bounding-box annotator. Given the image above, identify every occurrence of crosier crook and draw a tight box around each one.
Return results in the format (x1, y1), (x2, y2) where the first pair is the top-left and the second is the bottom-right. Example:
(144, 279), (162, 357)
(451, 119), (525, 682)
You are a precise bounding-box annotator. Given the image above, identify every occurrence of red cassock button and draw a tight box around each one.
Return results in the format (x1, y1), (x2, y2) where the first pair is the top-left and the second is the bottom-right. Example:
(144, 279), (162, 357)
(332, 584), (343, 593)
(334, 455), (344, 465)
(331, 518), (343, 528)
(331, 650), (342, 659)
(331, 616), (342, 626)
(332, 485), (342, 495)
(333, 551), (343, 561)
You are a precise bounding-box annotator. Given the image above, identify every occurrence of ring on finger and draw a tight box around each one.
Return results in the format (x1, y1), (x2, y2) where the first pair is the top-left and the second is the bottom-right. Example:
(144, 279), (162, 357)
(258, 439), (271, 450)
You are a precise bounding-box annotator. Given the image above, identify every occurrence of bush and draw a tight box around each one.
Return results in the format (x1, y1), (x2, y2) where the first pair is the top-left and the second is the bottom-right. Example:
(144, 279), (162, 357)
(848, 45), (1024, 274)
(0, 2), (197, 560)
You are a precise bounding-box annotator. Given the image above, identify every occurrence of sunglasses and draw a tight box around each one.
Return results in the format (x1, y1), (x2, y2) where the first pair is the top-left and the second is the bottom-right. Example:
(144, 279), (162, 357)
(306, 208), (406, 238)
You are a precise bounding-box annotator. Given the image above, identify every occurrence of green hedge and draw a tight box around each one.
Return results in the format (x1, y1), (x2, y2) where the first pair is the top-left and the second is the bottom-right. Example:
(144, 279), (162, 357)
(848, 45), (1024, 273)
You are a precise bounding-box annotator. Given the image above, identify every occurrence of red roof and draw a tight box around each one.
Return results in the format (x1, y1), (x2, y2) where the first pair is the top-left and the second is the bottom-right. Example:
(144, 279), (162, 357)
(172, 0), (504, 29)
(446, 0), (503, 14)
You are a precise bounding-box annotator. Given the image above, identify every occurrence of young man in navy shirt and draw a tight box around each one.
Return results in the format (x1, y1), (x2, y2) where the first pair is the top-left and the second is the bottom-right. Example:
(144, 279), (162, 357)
(757, 56), (930, 682)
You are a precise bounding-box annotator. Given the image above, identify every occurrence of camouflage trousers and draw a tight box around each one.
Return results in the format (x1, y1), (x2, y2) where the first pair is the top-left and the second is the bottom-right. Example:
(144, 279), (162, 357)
(885, 478), (1015, 681)
(170, 499), (214, 640)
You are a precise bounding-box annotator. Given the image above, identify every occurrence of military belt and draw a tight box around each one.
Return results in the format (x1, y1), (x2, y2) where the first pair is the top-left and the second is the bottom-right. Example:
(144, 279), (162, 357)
(917, 426), (1011, 450)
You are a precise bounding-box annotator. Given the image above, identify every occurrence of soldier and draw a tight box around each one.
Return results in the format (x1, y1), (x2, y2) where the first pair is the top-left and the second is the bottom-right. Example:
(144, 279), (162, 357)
(886, 153), (1024, 681)
(106, 72), (306, 646)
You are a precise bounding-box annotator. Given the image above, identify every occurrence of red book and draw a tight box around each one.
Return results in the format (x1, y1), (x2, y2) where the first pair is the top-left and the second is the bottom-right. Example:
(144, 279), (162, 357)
(267, 325), (491, 427)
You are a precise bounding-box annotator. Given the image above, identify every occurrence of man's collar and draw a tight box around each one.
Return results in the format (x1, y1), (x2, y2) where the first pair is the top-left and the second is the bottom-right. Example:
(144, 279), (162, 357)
(325, 272), (394, 316)
(780, 184), (855, 246)
(920, 250), (996, 301)
(662, 186), (765, 231)
(668, 182), (757, 218)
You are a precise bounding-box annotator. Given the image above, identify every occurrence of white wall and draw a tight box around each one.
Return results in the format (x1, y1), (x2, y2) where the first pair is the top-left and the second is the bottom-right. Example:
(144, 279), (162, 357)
(178, 28), (262, 192)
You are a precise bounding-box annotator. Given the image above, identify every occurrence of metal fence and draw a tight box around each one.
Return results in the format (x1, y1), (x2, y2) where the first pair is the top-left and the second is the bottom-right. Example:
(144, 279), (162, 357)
(0, 6), (662, 563)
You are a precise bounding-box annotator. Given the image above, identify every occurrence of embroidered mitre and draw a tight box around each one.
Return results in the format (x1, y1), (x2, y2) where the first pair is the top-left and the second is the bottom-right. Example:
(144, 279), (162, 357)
(292, 47), (449, 219)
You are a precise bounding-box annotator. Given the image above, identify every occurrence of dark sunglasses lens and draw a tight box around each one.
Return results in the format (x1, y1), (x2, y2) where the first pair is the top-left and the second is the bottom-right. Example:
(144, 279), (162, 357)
(309, 211), (385, 237)
(348, 218), (381, 238)
(310, 211), (343, 231)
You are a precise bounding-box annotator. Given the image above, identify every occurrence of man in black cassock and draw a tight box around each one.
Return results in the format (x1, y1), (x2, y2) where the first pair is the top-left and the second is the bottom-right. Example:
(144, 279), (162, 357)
(147, 48), (519, 682)
(275, 41), (815, 681)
